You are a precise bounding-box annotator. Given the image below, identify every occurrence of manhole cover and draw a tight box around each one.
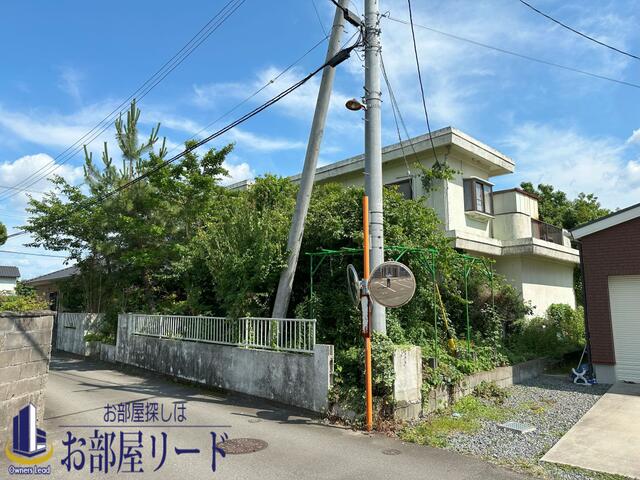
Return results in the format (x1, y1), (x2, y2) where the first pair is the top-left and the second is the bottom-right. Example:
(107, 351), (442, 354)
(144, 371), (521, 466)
(219, 438), (268, 454)
(382, 449), (401, 456)
(498, 421), (536, 434)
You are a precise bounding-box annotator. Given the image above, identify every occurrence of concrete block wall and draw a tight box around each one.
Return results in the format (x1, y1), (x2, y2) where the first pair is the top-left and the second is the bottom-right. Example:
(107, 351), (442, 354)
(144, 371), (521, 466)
(392, 352), (547, 419)
(114, 314), (334, 412)
(393, 346), (422, 420)
(421, 357), (547, 416)
(0, 311), (54, 446)
(59, 312), (335, 412)
(56, 312), (103, 355)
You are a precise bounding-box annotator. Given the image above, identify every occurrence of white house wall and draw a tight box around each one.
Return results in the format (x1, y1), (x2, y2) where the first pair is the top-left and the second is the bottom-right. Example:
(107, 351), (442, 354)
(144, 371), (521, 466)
(0, 277), (16, 292)
(495, 255), (576, 316)
(445, 155), (492, 238)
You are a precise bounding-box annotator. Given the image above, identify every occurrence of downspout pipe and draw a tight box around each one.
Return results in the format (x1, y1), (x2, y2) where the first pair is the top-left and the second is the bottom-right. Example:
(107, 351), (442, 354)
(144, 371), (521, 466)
(572, 233), (594, 378)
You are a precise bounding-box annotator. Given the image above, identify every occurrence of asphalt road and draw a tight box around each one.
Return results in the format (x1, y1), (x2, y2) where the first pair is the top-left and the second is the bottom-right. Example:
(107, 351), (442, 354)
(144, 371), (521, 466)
(2, 354), (529, 479)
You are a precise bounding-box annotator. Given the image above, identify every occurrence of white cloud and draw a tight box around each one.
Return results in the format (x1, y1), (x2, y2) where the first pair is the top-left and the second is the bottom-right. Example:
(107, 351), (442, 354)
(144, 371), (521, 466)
(0, 153), (82, 279)
(145, 109), (306, 152)
(58, 66), (84, 103)
(220, 160), (254, 186)
(0, 102), (118, 151)
(627, 128), (640, 144)
(365, 0), (637, 131)
(191, 81), (247, 108)
(501, 122), (639, 209)
(191, 63), (360, 133)
(0, 153), (84, 222)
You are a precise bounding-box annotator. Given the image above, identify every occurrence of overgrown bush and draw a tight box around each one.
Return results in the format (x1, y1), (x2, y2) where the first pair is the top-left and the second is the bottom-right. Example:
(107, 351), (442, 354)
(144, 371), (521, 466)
(0, 286), (48, 312)
(331, 332), (398, 420)
(506, 303), (585, 362)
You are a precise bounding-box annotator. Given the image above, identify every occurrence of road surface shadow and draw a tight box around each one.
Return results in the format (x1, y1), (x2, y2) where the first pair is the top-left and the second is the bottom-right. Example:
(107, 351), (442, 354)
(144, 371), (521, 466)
(48, 352), (341, 429)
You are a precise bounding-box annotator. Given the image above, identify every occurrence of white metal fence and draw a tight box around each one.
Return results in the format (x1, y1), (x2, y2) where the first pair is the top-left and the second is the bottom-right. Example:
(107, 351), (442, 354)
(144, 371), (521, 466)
(129, 314), (316, 353)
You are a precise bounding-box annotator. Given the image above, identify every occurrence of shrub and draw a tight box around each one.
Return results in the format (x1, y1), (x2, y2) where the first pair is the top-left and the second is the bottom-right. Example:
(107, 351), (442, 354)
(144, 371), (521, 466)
(0, 291), (48, 312)
(506, 303), (585, 361)
(473, 381), (509, 404)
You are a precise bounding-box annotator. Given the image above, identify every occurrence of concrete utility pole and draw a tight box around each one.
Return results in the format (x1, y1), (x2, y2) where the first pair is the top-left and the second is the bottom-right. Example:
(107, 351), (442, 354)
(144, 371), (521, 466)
(272, 0), (348, 319)
(364, 0), (386, 332)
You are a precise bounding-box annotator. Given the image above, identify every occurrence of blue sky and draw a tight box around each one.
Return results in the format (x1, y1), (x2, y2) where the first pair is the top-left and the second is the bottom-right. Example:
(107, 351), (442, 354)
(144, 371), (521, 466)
(1, 0), (639, 279)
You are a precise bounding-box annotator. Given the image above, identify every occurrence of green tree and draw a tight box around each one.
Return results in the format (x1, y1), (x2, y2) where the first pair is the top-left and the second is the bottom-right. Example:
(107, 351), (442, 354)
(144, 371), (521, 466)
(520, 181), (611, 306)
(520, 182), (610, 230)
(24, 101), (232, 319)
(0, 222), (6, 245)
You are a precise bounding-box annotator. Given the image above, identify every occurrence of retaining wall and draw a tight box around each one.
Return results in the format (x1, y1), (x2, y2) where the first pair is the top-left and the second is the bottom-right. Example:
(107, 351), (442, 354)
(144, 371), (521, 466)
(116, 314), (333, 412)
(392, 347), (547, 419)
(0, 311), (54, 446)
(57, 313), (334, 412)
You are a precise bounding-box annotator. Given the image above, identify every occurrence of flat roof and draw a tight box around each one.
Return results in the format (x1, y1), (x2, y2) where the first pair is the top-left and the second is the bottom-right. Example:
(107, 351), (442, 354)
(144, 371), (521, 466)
(288, 126), (515, 184)
(572, 202), (640, 239)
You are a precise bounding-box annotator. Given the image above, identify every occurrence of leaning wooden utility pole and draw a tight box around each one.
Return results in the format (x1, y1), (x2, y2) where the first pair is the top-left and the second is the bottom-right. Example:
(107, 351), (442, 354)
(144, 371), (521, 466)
(363, 0), (386, 333)
(271, 0), (348, 319)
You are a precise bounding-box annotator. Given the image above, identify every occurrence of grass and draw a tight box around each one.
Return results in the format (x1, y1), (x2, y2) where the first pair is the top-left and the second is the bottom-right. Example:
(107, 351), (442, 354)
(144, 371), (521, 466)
(400, 395), (512, 447)
(519, 400), (546, 415)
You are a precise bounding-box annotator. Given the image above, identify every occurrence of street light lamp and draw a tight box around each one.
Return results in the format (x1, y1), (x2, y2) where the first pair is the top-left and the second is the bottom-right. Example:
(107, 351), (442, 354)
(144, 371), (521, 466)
(345, 98), (366, 111)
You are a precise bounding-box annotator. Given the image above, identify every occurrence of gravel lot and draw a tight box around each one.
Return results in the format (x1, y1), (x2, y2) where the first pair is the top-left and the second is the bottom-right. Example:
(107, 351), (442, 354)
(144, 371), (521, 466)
(445, 375), (612, 479)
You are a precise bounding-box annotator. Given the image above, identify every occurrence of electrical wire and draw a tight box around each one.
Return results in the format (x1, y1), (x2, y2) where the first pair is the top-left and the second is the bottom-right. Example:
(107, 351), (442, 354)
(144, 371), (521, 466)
(384, 15), (640, 90)
(406, 0), (440, 165)
(97, 41), (360, 204)
(0, 249), (67, 258)
(0, 185), (45, 195)
(380, 54), (416, 175)
(518, 0), (640, 61)
(0, 0), (246, 202)
(164, 33), (334, 157)
(311, 0), (328, 35)
(6, 40), (361, 241)
(166, 29), (359, 157)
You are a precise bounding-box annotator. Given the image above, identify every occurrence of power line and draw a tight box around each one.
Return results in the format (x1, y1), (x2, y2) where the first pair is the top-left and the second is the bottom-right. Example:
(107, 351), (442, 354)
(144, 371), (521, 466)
(167, 29), (359, 158)
(0, 0), (245, 201)
(518, 0), (640, 61)
(165, 33), (334, 157)
(406, 0), (439, 164)
(0, 184), (45, 195)
(380, 54), (417, 175)
(384, 15), (640, 90)
(7, 42), (360, 240)
(311, 0), (328, 35)
(0, 0), (246, 203)
(0, 249), (67, 258)
(97, 42), (358, 204)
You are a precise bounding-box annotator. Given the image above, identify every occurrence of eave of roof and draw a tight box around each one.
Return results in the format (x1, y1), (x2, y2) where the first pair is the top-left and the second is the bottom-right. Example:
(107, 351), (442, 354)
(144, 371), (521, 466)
(288, 126), (514, 184)
(0, 266), (20, 278)
(572, 202), (640, 239)
(24, 265), (79, 285)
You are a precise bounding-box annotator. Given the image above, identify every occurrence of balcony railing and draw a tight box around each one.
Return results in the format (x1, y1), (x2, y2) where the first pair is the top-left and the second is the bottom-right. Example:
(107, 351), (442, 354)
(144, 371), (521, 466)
(531, 219), (564, 245)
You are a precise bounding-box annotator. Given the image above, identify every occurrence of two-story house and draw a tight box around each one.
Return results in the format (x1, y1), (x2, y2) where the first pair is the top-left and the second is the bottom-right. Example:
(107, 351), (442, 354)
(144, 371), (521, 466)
(230, 126), (580, 315)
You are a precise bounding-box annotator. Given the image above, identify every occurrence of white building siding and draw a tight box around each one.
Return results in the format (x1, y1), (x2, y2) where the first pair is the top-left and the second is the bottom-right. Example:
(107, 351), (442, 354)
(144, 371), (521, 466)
(0, 277), (17, 292)
(495, 255), (575, 316)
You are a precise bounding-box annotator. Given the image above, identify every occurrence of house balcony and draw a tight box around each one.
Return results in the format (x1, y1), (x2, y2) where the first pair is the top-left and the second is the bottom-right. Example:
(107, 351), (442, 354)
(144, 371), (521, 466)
(531, 218), (564, 245)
